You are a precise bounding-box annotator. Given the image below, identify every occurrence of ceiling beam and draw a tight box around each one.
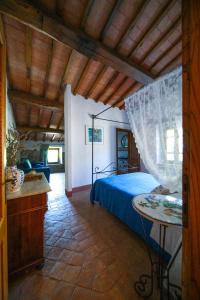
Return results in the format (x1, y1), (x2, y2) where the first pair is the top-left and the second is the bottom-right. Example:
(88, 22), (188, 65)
(8, 90), (64, 111)
(0, 0), (154, 85)
(17, 126), (64, 134)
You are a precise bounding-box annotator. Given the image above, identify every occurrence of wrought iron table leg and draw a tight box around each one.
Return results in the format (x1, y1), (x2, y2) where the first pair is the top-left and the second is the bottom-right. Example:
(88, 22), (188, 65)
(134, 217), (169, 300)
(134, 215), (155, 298)
(167, 242), (182, 300)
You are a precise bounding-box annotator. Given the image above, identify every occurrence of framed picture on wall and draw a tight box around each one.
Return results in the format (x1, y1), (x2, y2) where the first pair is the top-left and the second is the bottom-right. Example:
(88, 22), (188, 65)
(85, 125), (104, 145)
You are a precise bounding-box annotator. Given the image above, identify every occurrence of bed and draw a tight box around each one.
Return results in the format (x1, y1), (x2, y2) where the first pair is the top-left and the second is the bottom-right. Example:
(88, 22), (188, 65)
(90, 172), (171, 260)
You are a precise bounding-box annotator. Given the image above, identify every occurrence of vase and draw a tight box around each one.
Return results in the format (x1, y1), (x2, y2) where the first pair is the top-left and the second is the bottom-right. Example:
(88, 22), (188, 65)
(6, 166), (24, 193)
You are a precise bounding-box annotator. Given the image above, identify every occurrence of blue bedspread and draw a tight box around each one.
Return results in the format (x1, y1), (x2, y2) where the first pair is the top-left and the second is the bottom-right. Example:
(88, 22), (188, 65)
(90, 172), (170, 260)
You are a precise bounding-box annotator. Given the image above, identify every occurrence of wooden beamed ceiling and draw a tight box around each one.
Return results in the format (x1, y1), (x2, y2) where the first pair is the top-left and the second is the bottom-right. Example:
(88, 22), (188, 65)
(0, 0), (182, 141)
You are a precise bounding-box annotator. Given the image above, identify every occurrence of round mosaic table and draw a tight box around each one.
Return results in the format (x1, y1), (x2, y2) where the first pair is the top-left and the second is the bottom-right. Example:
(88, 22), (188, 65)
(132, 194), (182, 300)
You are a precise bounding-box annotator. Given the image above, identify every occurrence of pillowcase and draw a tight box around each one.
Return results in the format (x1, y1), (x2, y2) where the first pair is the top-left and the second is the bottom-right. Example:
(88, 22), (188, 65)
(151, 185), (170, 195)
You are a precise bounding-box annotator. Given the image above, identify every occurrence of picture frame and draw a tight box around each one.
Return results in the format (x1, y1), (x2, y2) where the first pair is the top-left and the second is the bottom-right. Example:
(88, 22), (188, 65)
(85, 125), (104, 145)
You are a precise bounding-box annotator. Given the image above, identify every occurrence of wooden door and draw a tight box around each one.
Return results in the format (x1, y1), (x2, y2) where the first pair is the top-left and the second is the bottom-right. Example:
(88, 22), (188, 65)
(182, 1), (200, 299)
(116, 128), (140, 173)
(0, 17), (8, 300)
(128, 131), (140, 171)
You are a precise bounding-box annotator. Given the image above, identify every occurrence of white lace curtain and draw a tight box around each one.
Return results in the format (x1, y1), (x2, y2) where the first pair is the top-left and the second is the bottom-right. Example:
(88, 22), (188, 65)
(125, 67), (182, 192)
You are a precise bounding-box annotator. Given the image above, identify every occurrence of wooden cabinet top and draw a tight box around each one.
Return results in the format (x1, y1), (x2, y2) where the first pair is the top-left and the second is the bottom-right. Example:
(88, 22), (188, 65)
(6, 173), (51, 200)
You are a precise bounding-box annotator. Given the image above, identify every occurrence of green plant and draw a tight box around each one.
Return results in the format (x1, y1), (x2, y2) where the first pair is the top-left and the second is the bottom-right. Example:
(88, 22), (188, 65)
(6, 126), (21, 167)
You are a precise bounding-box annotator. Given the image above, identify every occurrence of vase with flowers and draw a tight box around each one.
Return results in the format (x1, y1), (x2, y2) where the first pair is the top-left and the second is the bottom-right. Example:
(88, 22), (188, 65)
(6, 127), (24, 193)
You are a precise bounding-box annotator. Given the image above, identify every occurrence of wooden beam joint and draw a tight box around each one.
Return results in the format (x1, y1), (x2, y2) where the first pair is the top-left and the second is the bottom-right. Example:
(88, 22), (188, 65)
(8, 90), (64, 111)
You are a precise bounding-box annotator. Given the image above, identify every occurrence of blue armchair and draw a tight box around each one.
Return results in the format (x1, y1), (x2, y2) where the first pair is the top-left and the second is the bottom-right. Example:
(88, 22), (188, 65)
(18, 159), (50, 182)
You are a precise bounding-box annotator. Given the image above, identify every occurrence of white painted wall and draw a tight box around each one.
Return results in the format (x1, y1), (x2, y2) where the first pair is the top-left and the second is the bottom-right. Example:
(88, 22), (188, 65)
(69, 91), (130, 188)
(6, 87), (15, 131)
(64, 85), (72, 192)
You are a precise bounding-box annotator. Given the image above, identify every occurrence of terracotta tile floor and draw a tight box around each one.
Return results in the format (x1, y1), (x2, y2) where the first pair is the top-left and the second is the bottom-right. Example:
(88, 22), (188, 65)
(9, 173), (157, 300)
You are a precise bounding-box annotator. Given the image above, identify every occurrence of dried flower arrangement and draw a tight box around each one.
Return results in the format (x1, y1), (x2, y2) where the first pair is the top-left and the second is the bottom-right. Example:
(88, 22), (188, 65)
(6, 126), (21, 167)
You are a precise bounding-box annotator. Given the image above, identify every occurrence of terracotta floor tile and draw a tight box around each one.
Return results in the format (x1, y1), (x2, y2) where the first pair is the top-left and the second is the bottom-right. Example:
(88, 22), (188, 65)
(50, 281), (75, 300)
(71, 287), (108, 300)
(49, 261), (66, 280)
(59, 249), (84, 266)
(46, 246), (64, 260)
(62, 265), (81, 284)
(69, 252), (85, 266)
(92, 262), (123, 292)
(55, 238), (78, 251)
(9, 173), (161, 300)
(76, 236), (97, 252)
(19, 274), (58, 300)
(46, 234), (60, 246)
(61, 229), (74, 239)
(59, 248), (74, 263)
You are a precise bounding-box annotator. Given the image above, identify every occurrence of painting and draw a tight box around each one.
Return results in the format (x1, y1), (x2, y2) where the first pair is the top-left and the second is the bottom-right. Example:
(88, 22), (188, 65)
(85, 125), (104, 144)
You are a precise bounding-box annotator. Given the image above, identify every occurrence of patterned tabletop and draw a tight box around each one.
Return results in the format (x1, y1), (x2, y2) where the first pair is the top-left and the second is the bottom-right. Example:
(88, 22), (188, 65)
(133, 194), (182, 226)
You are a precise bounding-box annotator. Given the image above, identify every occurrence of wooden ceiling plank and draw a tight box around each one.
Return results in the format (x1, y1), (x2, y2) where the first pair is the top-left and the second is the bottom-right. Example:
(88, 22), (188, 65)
(129, 0), (178, 58)
(113, 82), (143, 108)
(104, 76), (128, 105)
(118, 102), (125, 109)
(100, 0), (122, 41)
(62, 49), (76, 84)
(44, 39), (54, 94)
(17, 125), (64, 134)
(51, 134), (55, 142)
(59, 48), (73, 94)
(27, 106), (32, 127)
(149, 36), (182, 70)
(139, 16), (181, 64)
(96, 71), (119, 102)
(116, 0), (152, 50)
(25, 26), (32, 91)
(86, 65), (108, 99)
(47, 111), (53, 128)
(0, 0), (154, 85)
(58, 134), (63, 142)
(57, 115), (63, 130)
(80, 0), (95, 29)
(8, 90), (64, 111)
(73, 58), (90, 95)
(158, 52), (182, 75)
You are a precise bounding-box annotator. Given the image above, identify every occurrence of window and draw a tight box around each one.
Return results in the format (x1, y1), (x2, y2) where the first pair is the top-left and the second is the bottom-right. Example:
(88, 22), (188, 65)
(166, 128), (182, 162)
(48, 147), (62, 164)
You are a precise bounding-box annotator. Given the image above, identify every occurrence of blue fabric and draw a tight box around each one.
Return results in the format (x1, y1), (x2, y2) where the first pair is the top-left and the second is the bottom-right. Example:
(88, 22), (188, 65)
(18, 160), (50, 182)
(90, 172), (171, 261)
(22, 159), (32, 169)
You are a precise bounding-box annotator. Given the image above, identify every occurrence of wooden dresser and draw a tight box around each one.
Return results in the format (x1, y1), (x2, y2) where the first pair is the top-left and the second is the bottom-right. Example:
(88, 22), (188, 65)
(6, 173), (51, 278)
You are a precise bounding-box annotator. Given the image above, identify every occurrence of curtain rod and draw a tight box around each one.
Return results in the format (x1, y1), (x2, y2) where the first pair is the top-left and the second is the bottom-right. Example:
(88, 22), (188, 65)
(95, 116), (129, 125)
(93, 103), (116, 118)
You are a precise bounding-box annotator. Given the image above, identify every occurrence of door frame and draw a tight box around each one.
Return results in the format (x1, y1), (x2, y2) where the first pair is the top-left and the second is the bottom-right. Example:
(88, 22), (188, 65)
(0, 15), (8, 300)
(182, 1), (200, 298)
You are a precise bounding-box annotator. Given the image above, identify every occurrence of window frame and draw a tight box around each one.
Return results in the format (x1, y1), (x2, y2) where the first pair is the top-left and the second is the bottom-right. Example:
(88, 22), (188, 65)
(47, 147), (60, 164)
(165, 127), (182, 163)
